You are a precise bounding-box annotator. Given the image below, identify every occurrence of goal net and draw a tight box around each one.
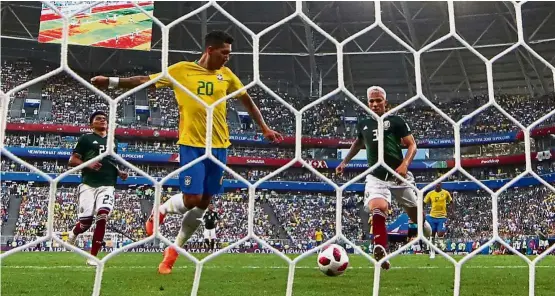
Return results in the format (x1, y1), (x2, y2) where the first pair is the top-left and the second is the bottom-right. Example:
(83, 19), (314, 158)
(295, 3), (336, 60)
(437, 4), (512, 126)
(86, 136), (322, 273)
(1, 1), (555, 296)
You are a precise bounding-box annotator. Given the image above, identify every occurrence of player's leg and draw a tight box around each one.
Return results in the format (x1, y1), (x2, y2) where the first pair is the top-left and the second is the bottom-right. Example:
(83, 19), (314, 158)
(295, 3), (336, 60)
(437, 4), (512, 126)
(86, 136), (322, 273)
(434, 218), (447, 257)
(210, 229), (216, 250)
(158, 193), (209, 274)
(203, 228), (211, 249)
(393, 186), (432, 237)
(364, 175), (392, 270)
(146, 145), (204, 235)
(158, 147), (225, 274)
(69, 184), (95, 245)
(428, 217), (439, 259)
(199, 148), (225, 254)
(391, 173), (432, 237)
(87, 186), (115, 266)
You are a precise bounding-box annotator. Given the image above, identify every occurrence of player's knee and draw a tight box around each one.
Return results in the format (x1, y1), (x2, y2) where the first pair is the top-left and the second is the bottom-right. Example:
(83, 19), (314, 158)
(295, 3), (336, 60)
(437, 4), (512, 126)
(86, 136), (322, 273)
(79, 217), (94, 231)
(197, 196), (211, 210)
(96, 208), (110, 221)
(368, 199), (388, 214)
(183, 194), (203, 209)
(371, 208), (388, 219)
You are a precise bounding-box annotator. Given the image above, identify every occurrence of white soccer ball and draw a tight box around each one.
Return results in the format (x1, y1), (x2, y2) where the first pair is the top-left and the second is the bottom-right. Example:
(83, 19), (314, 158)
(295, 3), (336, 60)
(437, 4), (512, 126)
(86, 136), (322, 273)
(317, 244), (349, 276)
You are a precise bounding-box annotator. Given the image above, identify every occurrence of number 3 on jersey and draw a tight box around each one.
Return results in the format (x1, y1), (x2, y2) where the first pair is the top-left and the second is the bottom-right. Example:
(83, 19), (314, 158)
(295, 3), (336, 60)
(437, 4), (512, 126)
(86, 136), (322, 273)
(372, 129), (378, 141)
(197, 81), (214, 95)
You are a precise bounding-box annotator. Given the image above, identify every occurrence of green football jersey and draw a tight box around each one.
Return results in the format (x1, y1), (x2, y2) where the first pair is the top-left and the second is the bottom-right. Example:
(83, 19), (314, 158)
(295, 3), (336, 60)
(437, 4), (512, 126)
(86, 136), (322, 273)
(356, 115), (411, 181)
(73, 133), (118, 187)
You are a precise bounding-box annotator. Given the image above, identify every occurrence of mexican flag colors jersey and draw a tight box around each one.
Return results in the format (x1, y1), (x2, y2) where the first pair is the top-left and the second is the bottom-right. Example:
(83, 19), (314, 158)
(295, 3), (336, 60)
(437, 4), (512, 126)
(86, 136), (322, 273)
(73, 133), (119, 187)
(356, 115), (412, 181)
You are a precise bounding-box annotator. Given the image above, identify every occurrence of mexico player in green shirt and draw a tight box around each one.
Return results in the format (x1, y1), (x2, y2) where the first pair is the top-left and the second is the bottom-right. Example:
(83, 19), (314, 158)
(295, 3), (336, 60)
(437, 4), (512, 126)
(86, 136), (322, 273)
(67, 111), (128, 266)
(336, 86), (431, 270)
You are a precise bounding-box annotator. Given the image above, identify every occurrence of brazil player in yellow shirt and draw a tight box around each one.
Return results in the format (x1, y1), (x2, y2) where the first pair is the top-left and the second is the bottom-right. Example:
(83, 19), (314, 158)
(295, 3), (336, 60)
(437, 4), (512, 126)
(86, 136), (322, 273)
(424, 183), (452, 259)
(91, 31), (282, 274)
(314, 228), (324, 246)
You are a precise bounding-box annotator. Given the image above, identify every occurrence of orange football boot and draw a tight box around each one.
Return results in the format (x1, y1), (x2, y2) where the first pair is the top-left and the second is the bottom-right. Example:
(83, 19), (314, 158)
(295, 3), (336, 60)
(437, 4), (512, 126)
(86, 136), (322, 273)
(158, 246), (179, 275)
(145, 210), (166, 236)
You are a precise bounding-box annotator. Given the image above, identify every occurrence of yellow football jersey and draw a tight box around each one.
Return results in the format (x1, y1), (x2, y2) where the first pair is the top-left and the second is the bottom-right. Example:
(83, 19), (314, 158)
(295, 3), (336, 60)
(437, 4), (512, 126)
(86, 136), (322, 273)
(149, 61), (246, 148)
(315, 230), (323, 241)
(424, 189), (452, 218)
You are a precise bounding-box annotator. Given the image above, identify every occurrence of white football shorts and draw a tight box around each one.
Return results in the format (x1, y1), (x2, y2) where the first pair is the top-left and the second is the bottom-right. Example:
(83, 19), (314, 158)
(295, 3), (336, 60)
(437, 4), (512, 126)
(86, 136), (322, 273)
(363, 172), (418, 212)
(203, 228), (217, 239)
(77, 184), (115, 218)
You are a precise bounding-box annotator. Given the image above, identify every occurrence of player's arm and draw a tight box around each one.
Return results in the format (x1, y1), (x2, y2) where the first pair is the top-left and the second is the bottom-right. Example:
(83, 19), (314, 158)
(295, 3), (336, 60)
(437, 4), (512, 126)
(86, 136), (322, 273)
(68, 137), (101, 171)
(227, 70), (282, 142)
(446, 191), (453, 213)
(90, 75), (152, 89)
(90, 62), (183, 90)
(110, 143), (128, 181)
(237, 92), (283, 143)
(340, 139), (365, 165)
(396, 118), (417, 177)
(423, 191), (431, 205)
(336, 126), (365, 174)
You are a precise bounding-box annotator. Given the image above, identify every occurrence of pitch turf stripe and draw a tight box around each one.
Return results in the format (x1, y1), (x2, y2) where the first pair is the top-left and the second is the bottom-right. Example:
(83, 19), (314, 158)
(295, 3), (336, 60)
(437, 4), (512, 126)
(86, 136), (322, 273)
(3, 265), (555, 270)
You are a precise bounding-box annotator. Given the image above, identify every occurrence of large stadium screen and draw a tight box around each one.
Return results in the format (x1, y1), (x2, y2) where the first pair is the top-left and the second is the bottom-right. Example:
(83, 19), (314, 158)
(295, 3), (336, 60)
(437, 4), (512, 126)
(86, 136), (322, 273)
(38, 1), (154, 51)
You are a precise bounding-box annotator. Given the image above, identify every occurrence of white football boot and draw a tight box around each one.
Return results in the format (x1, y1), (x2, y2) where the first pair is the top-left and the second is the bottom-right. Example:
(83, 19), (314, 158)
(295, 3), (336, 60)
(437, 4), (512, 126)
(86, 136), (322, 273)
(86, 259), (99, 266)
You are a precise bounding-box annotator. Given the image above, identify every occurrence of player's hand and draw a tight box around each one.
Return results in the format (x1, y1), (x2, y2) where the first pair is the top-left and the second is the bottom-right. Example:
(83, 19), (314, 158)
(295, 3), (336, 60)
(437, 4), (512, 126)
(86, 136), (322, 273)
(395, 163), (408, 178)
(262, 128), (283, 143)
(90, 76), (109, 89)
(336, 162), (347, 175)
(88, 162), (102, 171)
(118, 171), (129, 181)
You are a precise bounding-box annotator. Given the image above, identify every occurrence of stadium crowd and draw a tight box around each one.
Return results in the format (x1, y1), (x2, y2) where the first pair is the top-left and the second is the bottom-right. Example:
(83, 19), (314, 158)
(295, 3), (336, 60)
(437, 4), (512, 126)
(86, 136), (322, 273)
(3, 157), (554, 185)
(268, 193), (364, 244)
(3, 180), (555, 248)
(4, 60), (555, 141)
(3, 59), (555, 251)
(159, 191), (281, 247)
(11, 184), (148, 241)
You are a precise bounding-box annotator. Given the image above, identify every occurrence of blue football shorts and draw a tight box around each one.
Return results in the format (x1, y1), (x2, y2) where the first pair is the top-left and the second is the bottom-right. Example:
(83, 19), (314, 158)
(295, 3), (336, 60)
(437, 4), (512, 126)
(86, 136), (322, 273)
(426, 215), (447, 234)
(179, 145), (227, 196)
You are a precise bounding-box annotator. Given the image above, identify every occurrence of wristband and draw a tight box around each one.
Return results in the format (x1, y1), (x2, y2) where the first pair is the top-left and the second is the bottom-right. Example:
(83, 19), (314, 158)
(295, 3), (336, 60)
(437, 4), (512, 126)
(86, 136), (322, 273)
(108, 77), (119, 89)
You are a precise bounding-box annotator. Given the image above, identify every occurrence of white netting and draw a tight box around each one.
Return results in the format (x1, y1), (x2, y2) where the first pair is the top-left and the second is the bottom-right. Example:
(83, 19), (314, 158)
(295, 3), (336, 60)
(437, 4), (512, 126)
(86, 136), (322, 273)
(2, 1), (555, 296)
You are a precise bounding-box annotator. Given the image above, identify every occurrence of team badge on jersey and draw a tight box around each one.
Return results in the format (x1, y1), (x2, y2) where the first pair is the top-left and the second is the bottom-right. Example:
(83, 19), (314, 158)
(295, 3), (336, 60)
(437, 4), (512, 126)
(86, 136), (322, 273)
(384, 120), (390, 130)
(216, 74), (223, 81)
(184, 176), (192, 186)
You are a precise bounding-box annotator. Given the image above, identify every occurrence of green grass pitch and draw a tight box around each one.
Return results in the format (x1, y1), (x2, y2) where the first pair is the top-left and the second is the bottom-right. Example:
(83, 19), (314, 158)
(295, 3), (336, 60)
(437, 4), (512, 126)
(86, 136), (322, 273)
(2, 252), (554, 295)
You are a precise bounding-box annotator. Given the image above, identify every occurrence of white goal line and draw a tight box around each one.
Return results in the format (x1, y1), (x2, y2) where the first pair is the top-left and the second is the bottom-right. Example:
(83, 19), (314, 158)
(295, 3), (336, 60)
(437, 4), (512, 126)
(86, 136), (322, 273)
(4, 265), (555, 271)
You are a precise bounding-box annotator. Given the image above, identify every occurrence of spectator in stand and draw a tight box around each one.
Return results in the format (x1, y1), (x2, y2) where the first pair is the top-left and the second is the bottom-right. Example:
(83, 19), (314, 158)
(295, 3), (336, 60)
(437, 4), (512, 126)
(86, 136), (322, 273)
(4, 59), (555, 139)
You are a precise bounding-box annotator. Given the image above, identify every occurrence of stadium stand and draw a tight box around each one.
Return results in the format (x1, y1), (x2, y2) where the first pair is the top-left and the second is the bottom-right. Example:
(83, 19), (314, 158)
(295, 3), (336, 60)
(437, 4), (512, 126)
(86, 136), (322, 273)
(2, 58), (555, 251)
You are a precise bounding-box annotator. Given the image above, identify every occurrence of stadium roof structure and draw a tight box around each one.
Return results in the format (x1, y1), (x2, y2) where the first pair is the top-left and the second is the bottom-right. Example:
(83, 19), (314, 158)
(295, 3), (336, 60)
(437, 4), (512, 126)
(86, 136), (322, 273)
(1, 1), (555, 101)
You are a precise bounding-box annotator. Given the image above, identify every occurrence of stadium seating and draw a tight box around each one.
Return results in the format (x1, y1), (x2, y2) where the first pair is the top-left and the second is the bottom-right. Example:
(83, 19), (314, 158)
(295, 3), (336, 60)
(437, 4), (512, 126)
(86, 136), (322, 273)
(4, 59), (555, 139)
(2, 58), (555, 248)
(4, 157), (553, 183)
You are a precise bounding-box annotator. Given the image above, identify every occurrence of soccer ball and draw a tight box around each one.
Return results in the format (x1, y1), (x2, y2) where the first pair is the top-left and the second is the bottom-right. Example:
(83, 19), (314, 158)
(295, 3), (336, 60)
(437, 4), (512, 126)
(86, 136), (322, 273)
(317, 244), (349, 276)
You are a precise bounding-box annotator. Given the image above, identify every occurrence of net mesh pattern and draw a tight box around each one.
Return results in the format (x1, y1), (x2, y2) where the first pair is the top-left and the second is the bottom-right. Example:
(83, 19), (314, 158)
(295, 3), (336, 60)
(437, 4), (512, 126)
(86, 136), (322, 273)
(1, 1), (555, 295)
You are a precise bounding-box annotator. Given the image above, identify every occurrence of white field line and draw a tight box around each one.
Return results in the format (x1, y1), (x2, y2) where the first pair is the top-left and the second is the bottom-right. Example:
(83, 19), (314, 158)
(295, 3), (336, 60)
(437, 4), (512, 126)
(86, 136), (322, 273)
(2, 265), (554, 270)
